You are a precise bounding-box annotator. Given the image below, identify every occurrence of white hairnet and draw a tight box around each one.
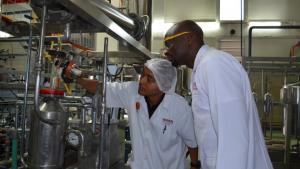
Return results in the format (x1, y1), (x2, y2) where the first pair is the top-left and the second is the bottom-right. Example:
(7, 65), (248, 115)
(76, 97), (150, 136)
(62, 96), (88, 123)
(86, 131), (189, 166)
(144, 58), (177, 93)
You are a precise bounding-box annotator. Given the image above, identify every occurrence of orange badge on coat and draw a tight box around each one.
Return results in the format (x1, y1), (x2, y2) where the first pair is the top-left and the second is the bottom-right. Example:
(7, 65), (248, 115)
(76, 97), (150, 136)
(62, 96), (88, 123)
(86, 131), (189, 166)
(136, 102), (140, 111)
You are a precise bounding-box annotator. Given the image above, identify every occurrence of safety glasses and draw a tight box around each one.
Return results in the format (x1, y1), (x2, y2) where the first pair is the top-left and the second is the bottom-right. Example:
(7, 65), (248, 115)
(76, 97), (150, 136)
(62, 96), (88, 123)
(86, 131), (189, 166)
(164, 31), (191, 42)
(160, 32), (191, 57)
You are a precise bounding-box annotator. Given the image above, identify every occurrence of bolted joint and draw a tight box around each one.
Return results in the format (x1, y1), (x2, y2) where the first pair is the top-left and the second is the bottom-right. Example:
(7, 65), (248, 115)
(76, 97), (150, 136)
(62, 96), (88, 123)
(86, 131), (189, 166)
(34, 63), (43, 71)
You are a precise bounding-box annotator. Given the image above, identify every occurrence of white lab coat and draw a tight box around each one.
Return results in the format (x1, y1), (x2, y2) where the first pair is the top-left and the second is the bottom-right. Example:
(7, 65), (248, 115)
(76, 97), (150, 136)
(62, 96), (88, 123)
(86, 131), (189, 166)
(191, 45), (273, 169)
(106, 82), (197, 169)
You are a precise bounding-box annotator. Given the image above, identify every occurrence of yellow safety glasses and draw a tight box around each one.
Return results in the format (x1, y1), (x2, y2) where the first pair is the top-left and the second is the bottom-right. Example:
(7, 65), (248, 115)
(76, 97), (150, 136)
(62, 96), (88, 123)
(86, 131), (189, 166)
(164, 32), (191, 42)
(160, 32), (191, 57)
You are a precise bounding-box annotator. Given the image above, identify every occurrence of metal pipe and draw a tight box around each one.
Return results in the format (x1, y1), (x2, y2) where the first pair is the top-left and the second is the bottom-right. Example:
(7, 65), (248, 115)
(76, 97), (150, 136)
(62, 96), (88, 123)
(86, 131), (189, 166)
(89, 0), (135, 30)
(0, 36), (61, 42)
(11, 130), (17, 169)
(245, 56), (300, 62)
(81, 107), (86, 125)
(248, 25), (300, 58)
(62, 103), (83, 107)
(92, 110), (97, 134)
(31, 4), (56, 125)
(0, 53), (28, 57)
(0, 37), (33, 42)
(98, 37), (108, 169)
(64, 23), (71, 40)
(261, 70), (264, 105)
(286, 81), (300, 87)
(240, 0), (244, 67)
(34, 4), (47, 113)
(283, 86), (292, 169)
(20, 13), (33, 167)
(0, 0), (2, 25)
(63, 95), (83, 101)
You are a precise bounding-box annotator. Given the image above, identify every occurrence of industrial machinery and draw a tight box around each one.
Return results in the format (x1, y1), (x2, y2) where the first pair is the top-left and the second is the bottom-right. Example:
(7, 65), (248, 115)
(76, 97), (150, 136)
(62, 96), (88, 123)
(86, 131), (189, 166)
(28, 89), (67, 169)
(0, 0), (151, 168)
(280, 83), (300, 169)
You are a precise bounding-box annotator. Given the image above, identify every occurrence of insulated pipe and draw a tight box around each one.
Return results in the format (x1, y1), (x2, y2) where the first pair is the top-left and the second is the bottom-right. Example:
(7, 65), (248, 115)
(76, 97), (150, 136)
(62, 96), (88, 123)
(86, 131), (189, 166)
(89, 0), (135, 31)
(98, 37), (108, 169)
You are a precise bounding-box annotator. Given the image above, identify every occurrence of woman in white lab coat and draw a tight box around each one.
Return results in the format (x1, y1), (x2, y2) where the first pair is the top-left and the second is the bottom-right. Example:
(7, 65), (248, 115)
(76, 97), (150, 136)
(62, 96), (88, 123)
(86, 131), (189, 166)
(63, 58), (200, 169)
(163, 20), (274, 169)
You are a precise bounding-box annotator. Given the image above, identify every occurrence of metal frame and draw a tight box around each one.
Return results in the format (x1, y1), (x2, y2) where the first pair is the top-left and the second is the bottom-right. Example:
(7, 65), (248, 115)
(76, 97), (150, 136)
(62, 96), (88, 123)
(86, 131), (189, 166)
(58, 0), (152, 60)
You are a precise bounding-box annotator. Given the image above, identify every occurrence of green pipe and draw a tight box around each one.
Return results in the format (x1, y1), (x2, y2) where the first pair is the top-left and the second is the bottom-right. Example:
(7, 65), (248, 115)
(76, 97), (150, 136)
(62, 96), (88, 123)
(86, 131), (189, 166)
(12, 137), (17, 169)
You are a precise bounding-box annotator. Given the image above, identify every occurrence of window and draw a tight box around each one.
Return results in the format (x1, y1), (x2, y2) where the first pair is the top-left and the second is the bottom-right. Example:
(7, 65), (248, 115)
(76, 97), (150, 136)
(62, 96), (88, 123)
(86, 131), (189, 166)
(220, 0), (244, 21)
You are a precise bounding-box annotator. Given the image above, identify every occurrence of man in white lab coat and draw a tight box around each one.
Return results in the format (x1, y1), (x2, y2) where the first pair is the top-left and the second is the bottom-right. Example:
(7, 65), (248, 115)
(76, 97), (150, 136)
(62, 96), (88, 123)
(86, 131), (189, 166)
(163, 20), (274, 169)
(63, 58), (200, 169)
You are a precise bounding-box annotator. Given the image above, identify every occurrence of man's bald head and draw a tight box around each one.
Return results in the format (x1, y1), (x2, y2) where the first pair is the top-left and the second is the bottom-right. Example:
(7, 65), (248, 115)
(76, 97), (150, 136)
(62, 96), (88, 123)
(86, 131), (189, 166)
(163, 20), (205, 68)
(166, 20), (204, 44)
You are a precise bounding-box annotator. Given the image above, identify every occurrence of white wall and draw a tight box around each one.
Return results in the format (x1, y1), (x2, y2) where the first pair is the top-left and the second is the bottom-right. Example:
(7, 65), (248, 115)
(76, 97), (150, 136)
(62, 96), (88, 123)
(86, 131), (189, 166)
(248, 0), (300, 21)
(150, 0), (300, 57)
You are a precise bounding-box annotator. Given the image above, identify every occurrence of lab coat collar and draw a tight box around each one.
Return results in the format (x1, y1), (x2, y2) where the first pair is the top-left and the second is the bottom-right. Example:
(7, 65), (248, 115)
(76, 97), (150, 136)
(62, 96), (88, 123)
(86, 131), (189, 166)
(148, 93), (173, 121)
(193, 44), (210, 72)
(161, 94), (173, 109)
(135, 93), (171, 119)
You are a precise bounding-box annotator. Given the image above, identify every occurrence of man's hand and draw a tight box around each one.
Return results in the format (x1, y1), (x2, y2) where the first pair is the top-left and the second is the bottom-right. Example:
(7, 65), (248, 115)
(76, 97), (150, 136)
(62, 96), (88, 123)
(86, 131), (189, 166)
(190, 167), (199, 169)
(190, 160), (201, 169)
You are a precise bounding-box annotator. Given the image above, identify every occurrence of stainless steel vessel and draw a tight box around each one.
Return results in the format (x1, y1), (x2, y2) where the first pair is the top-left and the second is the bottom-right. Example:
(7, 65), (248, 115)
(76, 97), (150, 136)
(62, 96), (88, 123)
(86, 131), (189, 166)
(28, 89), (67, 169)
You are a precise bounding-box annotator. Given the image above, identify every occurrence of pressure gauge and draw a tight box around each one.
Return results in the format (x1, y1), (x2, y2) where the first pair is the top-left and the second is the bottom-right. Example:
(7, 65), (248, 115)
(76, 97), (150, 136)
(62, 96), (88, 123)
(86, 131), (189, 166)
(66, 131), (81, 147)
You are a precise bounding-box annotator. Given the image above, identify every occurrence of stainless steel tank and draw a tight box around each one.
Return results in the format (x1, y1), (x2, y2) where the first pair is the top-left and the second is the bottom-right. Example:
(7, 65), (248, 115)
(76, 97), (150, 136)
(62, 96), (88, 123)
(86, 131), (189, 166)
(28, 89), (67, 169)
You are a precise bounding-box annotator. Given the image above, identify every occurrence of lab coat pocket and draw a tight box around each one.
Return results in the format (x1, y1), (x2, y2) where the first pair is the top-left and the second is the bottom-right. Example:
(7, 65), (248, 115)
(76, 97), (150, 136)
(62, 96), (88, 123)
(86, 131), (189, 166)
(159, 122), (177, 150)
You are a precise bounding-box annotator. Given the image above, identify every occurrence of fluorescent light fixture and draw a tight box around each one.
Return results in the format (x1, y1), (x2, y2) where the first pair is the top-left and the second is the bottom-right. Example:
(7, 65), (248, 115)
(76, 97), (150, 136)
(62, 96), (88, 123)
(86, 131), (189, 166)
(248, 21), (281, 27)
(0, 31), (13, 38)
(220, 0), (244, 21)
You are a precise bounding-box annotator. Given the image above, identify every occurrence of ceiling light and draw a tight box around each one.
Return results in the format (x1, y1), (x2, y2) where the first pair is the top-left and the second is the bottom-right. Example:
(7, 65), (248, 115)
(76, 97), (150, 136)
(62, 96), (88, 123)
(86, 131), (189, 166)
(0, 31), (13, 38)
(220, 0), (244, 21)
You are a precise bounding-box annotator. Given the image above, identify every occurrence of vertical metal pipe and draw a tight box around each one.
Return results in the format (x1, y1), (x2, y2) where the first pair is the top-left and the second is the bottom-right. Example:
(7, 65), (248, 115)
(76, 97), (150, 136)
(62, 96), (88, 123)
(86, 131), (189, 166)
(81, 107), (86, 125)
(20, 13), (33, 166)
(34, 4), (47, 112)
(15, 105), (19, 129)
(282, 85), (295, 169)
(92, 110), (97, 134)
(12, 130), (17, 169)
(284, 94), (291, 169)
(261, 70), (264, 105)
(18, 13), (35, 168)
(98, 37), (108, 169)
(0, 0), (2, 26)
(240, 0), (244, 67)
(64, 23), (71, 40)
(297, 88), (300, 145)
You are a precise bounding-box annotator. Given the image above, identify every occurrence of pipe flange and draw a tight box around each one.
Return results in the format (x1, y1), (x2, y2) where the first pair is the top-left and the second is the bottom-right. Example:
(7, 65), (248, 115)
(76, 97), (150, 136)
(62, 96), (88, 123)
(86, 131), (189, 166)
(129, 13), (149, 40)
